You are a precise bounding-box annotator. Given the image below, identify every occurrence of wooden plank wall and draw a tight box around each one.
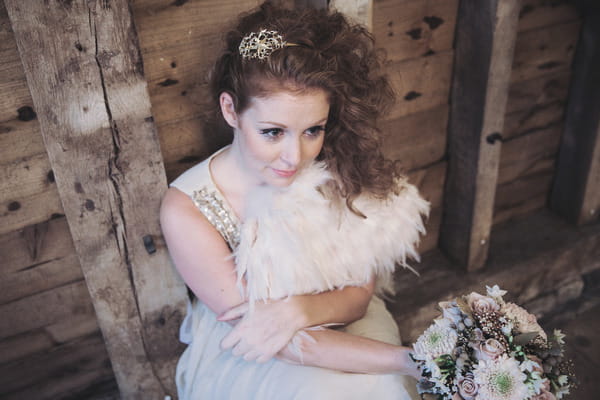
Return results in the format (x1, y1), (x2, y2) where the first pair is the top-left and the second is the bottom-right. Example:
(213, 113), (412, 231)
(0, 2), (117, 398)
(4, 0), (188, 397)
(374, 0), (458, 253)
(0, 0), (584, 398)
(495, 0), (580, 224)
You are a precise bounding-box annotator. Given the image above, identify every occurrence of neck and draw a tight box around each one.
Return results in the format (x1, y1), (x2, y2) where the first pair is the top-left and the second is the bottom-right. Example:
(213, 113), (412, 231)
(211, 141), (261, 218)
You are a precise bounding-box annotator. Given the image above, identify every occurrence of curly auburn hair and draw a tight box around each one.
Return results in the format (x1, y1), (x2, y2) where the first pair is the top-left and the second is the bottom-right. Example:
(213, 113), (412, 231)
(206, 1), (400, 210)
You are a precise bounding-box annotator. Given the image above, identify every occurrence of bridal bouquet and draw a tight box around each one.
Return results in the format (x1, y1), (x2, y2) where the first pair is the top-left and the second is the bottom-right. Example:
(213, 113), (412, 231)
(411, 285), (574, 400)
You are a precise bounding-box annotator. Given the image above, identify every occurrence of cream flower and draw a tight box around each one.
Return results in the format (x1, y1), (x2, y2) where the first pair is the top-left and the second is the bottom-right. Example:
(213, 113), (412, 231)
(413, 322), (458, 361)
(475, 338), (506, 361)
(531, 389), (557, 400)
(466, 292), (500, 314)
(555, 384), (570, 399)
(473, 356), (530, 400)
(439, 300), (463, 326)
(457, 373), (479, 400)
(486, 285), (508, 299)
(553, 329), (566, 345)
(502, 302), (547, 340)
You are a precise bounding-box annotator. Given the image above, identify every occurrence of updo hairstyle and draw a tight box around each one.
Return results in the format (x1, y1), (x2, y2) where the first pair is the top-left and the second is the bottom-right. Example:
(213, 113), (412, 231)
(207, 1), (400, 209)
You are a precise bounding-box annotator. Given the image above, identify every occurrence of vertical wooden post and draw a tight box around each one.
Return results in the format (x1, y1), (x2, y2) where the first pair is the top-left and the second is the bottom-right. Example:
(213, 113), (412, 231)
(330, 0), (373, 30)
(440, 0), (521, 270)
(550, 6), (600, 225)
(5, 0), (188, 398)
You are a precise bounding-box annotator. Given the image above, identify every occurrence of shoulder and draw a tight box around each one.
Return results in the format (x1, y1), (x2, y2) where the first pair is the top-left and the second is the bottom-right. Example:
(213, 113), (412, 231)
(169, 159), (212, 197)
(169, 146), (229, 196)
(160, 187), (229, 248)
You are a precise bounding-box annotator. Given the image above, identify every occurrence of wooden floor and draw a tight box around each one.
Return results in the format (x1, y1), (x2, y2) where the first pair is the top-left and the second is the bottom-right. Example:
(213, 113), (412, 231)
(544, 300), (600, 399)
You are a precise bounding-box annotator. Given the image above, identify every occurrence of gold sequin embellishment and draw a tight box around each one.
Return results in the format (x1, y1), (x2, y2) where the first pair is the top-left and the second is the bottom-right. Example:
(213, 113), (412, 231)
(192, 187), (240, 250)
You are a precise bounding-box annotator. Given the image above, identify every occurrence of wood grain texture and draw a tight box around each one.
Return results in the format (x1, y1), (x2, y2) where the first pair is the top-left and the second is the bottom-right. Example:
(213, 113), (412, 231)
(550, 10), (600, 225)
(373, 0), (458, 62)
(0, 217), (83, 305)
(386, 50), (453, 121)
(132, 0), (261, 180)
(440, 0), (521, 270)
(0, 333), (116, 400)
(0, 3), (33, 123)
(505, 70), (570, 115)
(381, 105), (448, 171)
(498, 122), (561, 186)
(0, 3), (63, 235)
(408, 161), (446, 253)
(511, 20), (580, 83)
(517, 0), (580, 32)
(0, 280), (95, 340)
(5, 0), (188, 397)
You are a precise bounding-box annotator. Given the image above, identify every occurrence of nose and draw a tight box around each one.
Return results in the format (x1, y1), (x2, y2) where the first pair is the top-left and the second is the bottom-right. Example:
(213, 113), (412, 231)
(280, 135), (302, 167)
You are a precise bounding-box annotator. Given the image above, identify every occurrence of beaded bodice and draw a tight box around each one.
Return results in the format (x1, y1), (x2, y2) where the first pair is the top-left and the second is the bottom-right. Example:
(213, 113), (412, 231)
(191, 187), (240, 250)
(169, 146), (240, 250)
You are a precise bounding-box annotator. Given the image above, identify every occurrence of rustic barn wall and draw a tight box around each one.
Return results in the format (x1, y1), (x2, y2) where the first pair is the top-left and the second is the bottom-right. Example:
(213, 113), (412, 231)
(495, 0), (581, 224)
(375, 0), (457, 253)
(0, 0), (587, 398)
(0, 1), (116, 398)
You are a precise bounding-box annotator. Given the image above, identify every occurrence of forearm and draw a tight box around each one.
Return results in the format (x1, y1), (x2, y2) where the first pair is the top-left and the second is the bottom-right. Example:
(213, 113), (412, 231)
(278, 328), (419, 377)
(289, 279), (375, 329)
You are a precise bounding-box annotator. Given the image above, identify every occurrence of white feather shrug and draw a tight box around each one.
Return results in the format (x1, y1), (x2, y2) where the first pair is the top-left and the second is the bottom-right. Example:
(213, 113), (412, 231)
(234, 162), (430, 305)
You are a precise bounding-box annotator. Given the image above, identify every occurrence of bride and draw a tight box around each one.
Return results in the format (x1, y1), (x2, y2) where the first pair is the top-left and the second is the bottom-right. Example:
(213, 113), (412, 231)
(160, 2), (429, 398)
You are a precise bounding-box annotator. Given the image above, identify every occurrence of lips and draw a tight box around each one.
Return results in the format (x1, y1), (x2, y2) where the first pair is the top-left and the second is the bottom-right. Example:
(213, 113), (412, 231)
(272, 168), (297, 178)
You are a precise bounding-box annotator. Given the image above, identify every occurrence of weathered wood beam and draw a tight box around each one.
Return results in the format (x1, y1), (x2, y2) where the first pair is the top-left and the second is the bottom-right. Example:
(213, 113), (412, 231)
(372, 0), (459, 63)
(440, 0), (521, 270)
(4, 1), (188, 398)
(330, 0), (373, 30)
(550, 7), (600, 225)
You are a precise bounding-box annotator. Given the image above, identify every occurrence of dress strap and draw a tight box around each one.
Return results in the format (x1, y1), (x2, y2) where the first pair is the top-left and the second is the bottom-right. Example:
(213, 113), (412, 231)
(170, 146), (241, 250)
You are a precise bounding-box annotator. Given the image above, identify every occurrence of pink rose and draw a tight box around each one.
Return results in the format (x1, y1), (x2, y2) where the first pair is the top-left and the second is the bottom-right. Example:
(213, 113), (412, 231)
(457, 373), (479, 400)
(502, 302), (547, 340)
(531, 389), (557, 400)
(475, 338), (506, 361)
(466, 292), (500, 314)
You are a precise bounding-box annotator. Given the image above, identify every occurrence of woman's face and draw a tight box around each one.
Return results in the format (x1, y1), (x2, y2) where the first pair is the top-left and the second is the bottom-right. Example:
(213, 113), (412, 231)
(225, 89), (329, 187)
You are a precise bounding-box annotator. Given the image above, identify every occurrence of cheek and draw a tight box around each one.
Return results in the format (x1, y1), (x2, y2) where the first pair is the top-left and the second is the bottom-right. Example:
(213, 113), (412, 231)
(242, 130), (277, 162)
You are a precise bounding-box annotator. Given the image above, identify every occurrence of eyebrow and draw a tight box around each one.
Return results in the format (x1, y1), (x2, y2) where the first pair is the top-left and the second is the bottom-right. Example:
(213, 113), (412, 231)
(258, 117), (328, 128)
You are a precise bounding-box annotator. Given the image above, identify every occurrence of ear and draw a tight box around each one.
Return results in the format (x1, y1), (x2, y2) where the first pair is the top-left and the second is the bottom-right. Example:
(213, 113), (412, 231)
(219, 92), (239, 129)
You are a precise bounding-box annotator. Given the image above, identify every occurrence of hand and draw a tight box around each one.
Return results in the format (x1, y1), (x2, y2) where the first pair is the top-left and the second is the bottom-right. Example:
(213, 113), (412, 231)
(219, 299), (304, 363)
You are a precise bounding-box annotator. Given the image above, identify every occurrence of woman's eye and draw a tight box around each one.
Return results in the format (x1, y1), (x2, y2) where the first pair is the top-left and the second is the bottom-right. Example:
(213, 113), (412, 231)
(305, 125), (325, 137)
(260, 128), (283, 138)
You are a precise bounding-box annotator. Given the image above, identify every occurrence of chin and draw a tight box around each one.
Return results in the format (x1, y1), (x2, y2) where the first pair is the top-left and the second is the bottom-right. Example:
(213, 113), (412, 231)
(268, 177), (296, 188)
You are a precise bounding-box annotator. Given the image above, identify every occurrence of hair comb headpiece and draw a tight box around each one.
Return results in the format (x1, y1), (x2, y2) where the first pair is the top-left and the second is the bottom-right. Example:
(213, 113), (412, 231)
(239, 29), (298, 60)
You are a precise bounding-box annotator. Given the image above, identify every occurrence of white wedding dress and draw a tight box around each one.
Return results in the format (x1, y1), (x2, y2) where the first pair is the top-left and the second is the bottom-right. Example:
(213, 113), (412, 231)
(170, 147), (426, 400)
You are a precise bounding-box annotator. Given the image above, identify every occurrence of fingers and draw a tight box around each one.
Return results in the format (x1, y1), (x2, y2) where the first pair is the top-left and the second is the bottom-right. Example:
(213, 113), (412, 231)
(220, 327), (241, 349)
(218, 302), (249, 322)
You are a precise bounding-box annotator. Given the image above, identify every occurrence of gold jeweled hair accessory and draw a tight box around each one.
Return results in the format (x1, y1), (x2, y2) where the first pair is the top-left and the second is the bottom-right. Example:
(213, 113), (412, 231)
(239, 29), (298, 60)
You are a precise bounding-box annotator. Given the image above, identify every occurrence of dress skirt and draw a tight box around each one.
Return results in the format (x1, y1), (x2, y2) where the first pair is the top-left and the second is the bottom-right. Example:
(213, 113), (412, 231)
(176, 296), (419, 400)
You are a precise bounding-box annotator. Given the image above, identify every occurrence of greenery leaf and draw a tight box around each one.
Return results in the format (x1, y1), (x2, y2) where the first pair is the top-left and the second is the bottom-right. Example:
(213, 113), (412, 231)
(514, 332), (538, 346)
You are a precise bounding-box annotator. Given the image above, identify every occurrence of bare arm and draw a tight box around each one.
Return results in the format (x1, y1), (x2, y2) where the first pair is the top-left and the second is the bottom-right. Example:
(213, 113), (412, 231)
(160, 188), (244, 315)
(161, 188), (418, 375)
(161, 188), (373, 333)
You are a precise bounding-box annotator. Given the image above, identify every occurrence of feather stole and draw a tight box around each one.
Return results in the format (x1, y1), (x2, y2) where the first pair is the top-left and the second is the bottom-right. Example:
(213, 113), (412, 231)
(234, 162), (430, 305)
